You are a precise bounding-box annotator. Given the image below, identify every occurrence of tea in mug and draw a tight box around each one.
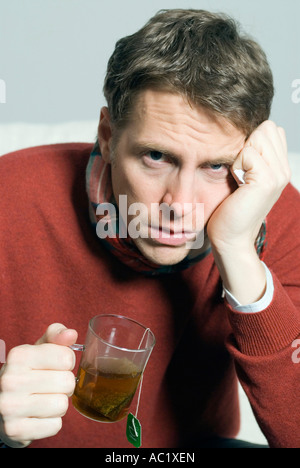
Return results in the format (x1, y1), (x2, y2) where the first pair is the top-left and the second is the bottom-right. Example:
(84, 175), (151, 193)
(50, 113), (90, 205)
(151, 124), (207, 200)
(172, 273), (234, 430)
(72, 356), (141, 422)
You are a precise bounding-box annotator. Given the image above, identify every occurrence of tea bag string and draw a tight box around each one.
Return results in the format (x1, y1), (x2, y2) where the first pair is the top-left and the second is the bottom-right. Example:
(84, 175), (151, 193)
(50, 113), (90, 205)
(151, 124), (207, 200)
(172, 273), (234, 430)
(134, 328), (150, 422)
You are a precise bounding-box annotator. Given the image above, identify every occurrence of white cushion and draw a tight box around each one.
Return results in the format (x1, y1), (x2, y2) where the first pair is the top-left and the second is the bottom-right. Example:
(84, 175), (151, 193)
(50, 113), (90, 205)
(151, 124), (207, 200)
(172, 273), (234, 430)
(0, 121), (98, 157)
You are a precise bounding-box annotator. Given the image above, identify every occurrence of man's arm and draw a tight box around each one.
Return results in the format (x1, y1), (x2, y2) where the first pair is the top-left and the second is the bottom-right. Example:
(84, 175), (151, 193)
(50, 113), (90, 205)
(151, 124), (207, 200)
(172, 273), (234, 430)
(207, 120), (290, 305)
(226, 265), (300, 448)
(206, 123), (300, 447)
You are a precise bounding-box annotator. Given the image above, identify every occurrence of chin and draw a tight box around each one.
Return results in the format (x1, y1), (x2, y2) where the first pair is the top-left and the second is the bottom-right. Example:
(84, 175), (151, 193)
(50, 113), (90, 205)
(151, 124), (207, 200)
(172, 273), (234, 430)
(134, 239), (190, 266)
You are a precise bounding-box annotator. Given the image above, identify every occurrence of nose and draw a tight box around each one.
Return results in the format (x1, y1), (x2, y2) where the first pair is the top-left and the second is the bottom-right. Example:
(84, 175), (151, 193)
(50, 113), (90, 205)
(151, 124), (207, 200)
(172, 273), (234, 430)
(161, 170), (196, 221)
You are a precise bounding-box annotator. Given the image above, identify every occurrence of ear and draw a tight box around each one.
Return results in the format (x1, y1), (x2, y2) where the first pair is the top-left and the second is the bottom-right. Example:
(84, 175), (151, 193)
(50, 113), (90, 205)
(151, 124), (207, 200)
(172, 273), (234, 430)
(98, 107), (113, 163)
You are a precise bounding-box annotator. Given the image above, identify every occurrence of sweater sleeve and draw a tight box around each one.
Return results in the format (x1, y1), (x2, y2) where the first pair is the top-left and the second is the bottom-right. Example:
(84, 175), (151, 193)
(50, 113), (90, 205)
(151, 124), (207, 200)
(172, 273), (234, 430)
(225, 184), (300, 448)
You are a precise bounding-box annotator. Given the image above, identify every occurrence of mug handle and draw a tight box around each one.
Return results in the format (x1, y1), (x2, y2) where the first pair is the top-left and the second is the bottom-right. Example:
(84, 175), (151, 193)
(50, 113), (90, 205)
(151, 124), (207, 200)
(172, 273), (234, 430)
(70, 344), (86, 351)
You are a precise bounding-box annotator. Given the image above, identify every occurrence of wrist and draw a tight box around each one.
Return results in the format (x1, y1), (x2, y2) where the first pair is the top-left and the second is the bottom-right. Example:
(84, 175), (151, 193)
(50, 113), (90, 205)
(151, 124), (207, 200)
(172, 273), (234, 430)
(210, 234), (256, 257)
(212, 244), (267, 306)
(224, 262), (274, 312)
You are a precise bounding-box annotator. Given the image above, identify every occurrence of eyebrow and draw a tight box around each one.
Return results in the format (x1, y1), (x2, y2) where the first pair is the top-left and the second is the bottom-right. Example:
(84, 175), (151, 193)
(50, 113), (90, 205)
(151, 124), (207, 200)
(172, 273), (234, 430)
(131, 142), (237, 166)
(205, 155), (237, 166)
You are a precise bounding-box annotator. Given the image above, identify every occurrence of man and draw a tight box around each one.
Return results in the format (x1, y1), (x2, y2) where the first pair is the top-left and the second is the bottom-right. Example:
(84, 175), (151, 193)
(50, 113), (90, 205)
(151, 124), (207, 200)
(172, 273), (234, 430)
(0, 9), (299, 448)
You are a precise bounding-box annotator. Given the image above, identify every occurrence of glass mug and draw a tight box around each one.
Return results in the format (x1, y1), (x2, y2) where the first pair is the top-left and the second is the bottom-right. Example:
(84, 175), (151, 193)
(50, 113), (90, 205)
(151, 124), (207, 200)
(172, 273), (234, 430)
(71, 314), (156, 423)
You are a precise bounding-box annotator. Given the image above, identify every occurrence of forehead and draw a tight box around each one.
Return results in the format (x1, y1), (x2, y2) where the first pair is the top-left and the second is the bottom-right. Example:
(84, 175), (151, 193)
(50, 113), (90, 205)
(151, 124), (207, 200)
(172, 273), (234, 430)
(121, 89), (246, 159)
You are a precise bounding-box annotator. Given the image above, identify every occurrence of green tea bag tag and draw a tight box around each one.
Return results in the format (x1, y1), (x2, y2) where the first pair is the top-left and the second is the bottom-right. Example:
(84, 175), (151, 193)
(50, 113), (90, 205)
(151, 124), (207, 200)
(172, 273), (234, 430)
(126, 413), (142, 448)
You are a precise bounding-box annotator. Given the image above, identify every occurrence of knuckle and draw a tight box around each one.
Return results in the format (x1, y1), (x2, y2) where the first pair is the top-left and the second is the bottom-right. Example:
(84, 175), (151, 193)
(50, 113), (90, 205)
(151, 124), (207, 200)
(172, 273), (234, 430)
(6, 345), (32, 366)
(57, 394), (69, 416)
(248, 128), (263, 144)
(36, 323), (66, 345)
(260, 120), (275, 131)
(50, 417), (63, 436)
(62, 348), (75, 371)
(63, 371), (76, 395)
(242, 145), (257, 159)
(2, 419), (21, 440)
(0, 366), (30, 394)
(0, 372), (18, 393)
(0, 394), (19, 418)
(46, 323), (65, 338)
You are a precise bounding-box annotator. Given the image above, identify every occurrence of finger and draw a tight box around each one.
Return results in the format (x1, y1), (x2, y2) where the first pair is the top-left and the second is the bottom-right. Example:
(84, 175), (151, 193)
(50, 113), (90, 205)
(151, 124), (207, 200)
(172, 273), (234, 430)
(250, 121), (286, 161)
(29, 394), (69, 418)
(22, 370), (75, 395)
(238, 126), (290, 186)
(1, 366), (75, 396)
(246, 122), (290, 183)
(5, 343), (76, 371)
(231, 144), (289, 205)
(231, 146), (268, 185)
(35, 323), (78, 347)
(35, 323), (66, 345)
(0, 393), (69, 420)
(245, 127), (282, 169)
(3, 416), (63, 443)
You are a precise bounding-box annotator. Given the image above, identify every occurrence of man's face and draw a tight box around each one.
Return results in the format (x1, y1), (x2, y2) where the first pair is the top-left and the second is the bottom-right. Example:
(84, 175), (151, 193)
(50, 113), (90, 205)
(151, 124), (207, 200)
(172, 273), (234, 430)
(99, 89), (246, 266)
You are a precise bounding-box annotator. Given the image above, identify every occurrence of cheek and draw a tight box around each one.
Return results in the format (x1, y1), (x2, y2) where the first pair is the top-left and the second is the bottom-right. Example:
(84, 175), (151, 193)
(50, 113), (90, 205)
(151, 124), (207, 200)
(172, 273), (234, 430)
(111, 166), (154, 208)
(111, 165), (132, 199)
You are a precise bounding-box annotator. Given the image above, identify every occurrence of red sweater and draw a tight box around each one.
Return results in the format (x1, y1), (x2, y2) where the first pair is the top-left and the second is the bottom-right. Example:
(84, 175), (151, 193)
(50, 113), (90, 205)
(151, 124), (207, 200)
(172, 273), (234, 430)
(0, 143), (300, 448)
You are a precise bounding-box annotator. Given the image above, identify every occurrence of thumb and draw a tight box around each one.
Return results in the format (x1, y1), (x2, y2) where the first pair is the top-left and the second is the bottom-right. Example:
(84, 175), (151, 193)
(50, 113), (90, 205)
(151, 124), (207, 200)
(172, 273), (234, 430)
(35, 323), (78, 347)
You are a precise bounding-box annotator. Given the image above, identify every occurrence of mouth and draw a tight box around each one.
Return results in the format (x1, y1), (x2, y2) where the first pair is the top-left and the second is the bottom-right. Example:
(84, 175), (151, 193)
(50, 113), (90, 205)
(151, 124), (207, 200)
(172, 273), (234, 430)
(148, 225), (197, 246)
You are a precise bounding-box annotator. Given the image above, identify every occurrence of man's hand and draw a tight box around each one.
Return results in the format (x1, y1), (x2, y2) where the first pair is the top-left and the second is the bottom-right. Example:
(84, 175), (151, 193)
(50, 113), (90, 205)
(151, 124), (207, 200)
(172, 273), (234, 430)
(0, 324), (77, 448)
(207, 120), (290, 252)
(207, 121), (290, 305)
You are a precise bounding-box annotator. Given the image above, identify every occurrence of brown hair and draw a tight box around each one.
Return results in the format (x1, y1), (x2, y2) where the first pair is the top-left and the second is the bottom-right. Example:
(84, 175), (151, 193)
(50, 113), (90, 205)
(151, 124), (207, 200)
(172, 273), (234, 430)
(103, 9), (274, 136)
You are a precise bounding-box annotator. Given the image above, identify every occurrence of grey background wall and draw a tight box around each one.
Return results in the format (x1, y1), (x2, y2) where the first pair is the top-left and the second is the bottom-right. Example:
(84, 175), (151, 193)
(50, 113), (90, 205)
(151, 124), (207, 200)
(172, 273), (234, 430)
(0, 0), (299, 152)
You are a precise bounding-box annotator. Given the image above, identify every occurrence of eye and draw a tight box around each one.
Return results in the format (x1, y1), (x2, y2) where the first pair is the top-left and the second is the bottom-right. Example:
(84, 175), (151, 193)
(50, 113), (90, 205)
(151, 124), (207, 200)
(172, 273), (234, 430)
(203, 162), (230, 181)
(148, 151), (164, 161)
(142, 150), (170, 167)
(209, 163), (224, 170)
